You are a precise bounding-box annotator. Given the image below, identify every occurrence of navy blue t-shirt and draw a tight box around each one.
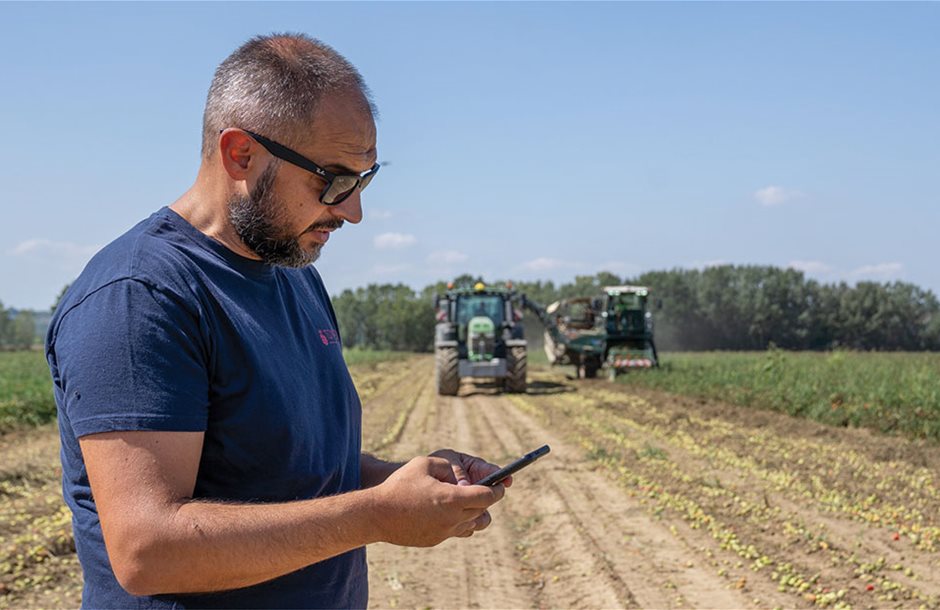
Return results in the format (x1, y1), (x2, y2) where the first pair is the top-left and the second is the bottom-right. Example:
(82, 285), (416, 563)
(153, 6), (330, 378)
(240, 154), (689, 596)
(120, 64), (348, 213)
(45, 207), (367, 609)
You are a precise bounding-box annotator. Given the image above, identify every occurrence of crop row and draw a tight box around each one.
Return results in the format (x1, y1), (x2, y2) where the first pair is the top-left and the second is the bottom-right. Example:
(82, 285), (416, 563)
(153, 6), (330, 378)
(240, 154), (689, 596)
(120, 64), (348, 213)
(508, 376), (940, 610)
(616, 350), (940, 442)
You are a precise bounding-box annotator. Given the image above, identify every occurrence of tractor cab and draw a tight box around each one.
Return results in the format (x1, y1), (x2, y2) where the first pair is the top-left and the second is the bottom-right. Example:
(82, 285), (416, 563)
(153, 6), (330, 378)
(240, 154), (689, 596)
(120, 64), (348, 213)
(601, 286), (658, 375)
(456, 293), (504, 361)
(603, 286), (653, 338)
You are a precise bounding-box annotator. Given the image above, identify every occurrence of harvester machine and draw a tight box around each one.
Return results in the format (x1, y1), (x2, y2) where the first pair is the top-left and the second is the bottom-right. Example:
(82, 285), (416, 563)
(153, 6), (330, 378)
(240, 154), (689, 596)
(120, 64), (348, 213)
(433, 281), (527, 395)
(522, 285), (659, 380)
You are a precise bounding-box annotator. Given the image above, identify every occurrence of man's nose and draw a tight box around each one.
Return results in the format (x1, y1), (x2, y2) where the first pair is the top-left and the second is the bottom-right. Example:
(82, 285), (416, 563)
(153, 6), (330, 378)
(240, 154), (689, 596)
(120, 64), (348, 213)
(332, 188), (363, 224)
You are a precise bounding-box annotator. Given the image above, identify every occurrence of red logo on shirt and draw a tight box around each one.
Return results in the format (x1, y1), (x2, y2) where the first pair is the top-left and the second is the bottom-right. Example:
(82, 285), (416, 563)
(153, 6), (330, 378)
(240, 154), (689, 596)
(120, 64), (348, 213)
(319, 329), (340, 346)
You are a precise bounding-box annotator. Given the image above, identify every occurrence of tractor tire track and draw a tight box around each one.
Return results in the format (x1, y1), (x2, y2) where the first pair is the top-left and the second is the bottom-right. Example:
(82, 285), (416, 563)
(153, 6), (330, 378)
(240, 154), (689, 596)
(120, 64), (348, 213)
(368, 356), (786, 609)
(467, 388), (779, 610)
(366, 369), (533, 610)
(464, 391), (637, 609)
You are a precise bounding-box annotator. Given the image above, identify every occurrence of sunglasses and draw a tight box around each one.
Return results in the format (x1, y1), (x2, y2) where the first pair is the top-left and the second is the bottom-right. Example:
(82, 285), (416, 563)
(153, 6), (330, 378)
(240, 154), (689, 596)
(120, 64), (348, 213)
(234, 129), (379, 205)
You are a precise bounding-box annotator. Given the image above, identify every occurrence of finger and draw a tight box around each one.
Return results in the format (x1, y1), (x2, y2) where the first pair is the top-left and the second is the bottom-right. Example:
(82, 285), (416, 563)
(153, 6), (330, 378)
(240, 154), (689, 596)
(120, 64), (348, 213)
(426, 456), (459, 484)
(454, 519), (477, 537)
(428, 450), (472, 485)
(455, 483), (504, 509)
(470, 462), (513, 488)
(473, 510), (492, 532)
(450, 462), (471, 486)
(466, 457), (502, 483)
(468, 483), (506, 508)
(460, 506), (486, 520)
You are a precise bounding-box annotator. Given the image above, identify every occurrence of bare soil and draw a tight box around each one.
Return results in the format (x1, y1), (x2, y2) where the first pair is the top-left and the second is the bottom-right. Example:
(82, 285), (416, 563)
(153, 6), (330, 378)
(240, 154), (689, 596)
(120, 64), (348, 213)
(3, 355), (940, 609)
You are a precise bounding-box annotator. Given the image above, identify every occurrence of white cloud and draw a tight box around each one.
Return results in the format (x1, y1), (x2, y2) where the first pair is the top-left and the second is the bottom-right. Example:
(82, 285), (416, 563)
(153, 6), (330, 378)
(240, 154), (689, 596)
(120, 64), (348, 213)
(518, 257), (574, 272)
(372, 263), (412, 275)
(427, 250), (468, 265)
(373, 232), (416, 250)
(597, 260), (640, 275)
(851, 262), (904, 279)
(9, 239), (102, 272)
(754, 185), (803, 207)
(692, 259), (729, 269)
(368, 209), (393, 220)
(788, 260), (832, 274)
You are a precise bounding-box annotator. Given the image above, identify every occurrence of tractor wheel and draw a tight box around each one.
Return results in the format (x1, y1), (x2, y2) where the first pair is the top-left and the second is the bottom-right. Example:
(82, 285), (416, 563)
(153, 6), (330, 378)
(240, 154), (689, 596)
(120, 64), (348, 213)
(505, 346), (527, 393)
(435, 347), (460, 396)
(578, 358), (600, 379)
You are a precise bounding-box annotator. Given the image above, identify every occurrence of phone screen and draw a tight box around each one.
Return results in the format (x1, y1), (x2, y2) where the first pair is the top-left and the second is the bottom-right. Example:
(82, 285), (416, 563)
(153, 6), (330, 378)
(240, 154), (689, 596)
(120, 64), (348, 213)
(476, 444), (551, 487)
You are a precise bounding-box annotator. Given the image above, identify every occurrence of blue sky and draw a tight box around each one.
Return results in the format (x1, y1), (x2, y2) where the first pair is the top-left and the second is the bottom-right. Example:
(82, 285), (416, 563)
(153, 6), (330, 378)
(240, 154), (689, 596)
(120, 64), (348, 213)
(1, 2), (938, 310)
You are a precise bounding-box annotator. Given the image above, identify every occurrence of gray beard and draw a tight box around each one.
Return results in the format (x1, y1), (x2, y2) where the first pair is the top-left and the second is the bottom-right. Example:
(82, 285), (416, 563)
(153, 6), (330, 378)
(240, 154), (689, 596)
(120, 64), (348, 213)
(227, 163), (322, 268)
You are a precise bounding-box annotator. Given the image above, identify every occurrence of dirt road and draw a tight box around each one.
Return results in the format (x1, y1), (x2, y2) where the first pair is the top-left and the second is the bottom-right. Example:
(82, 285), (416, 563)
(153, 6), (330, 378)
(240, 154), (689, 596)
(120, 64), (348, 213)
(362, 356), (940, 610)
(3, 355), (940, 609)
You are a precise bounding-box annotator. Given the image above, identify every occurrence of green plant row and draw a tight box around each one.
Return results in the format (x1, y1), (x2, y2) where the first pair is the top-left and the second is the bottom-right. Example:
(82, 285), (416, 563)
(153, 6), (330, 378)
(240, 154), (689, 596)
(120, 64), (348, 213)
(615, 350), (940, 441)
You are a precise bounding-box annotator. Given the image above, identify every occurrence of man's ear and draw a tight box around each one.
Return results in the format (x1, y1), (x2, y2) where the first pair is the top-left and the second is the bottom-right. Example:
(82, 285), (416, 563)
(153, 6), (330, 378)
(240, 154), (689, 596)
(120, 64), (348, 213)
(217, 129), (257, 181)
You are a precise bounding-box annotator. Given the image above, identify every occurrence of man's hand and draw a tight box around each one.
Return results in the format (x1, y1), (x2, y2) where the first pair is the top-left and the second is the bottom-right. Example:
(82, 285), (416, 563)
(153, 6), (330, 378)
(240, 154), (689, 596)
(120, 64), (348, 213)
(428, 448), (510, 538)
(430, 448), (513, 488)
(371, 456), (505, 547)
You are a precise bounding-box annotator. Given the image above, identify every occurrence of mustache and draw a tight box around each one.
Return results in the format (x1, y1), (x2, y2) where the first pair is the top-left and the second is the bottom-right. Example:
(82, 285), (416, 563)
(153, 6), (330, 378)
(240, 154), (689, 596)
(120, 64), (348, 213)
(303, 218), (345, 234)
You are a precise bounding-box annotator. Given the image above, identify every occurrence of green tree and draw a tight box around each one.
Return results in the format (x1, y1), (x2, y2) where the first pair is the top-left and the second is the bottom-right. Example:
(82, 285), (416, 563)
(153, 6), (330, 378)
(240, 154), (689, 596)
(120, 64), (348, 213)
(332, 284), (435, 352)
(0, 300), (9, 348)
(331, 268), (940, 353)
(9, 310), (36, 350)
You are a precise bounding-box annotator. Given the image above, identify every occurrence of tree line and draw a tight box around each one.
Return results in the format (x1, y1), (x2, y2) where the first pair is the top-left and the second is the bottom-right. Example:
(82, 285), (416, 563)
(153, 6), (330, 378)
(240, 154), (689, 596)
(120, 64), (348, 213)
(332, 266), (940, 352)
(0, 303), (38, 350)
(18, 266), (940, 353)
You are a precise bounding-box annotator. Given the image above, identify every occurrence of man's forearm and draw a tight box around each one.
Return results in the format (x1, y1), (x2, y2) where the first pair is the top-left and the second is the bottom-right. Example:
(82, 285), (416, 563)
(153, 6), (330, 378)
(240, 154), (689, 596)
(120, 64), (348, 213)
(119, 488), (383, 596)
(360, 452), (404, 488)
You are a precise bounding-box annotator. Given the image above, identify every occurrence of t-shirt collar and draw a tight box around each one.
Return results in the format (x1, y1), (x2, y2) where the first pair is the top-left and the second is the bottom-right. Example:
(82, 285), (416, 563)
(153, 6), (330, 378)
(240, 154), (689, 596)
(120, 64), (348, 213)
(159, 207), (276, 280)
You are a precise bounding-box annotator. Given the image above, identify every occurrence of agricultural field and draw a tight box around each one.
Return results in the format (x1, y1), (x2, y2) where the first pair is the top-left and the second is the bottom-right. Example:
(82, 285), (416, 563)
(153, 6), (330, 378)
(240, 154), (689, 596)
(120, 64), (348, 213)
(2, 352), (940, 609)
(616, 351), (940, 441)
(0, 352), (56, 433)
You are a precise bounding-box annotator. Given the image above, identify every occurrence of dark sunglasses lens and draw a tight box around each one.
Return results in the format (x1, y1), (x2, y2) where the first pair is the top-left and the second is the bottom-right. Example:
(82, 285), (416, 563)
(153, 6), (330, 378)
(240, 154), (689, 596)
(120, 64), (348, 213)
(322, 175), (360, 205)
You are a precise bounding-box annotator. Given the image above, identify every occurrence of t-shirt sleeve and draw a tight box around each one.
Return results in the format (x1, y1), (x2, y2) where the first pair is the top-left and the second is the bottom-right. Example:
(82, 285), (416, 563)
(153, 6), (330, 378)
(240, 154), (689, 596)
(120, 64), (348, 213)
(51, 279), (209, 438)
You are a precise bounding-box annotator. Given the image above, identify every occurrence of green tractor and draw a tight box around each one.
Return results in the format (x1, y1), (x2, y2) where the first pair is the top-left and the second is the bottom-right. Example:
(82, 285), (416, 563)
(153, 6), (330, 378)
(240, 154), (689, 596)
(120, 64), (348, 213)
(434, 281), (527, 395)
(524, 285), (660, 380)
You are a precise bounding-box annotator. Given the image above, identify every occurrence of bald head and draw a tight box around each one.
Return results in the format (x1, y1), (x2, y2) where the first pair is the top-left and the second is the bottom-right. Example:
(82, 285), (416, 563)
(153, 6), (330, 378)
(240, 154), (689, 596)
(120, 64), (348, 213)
(201, 33), (376, 159)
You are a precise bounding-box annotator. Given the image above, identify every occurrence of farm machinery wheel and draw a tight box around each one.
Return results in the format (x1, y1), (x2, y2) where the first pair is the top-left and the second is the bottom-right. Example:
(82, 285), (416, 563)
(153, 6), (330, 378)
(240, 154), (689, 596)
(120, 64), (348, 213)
(435, 347), (460, 396)
(505, 346), (527, 393)
(577, 357), (601, 379)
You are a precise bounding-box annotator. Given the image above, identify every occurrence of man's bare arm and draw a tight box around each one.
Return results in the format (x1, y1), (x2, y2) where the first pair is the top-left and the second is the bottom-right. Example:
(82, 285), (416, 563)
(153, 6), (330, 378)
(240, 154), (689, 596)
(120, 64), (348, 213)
(80, 431), (504, 597)
(360, 452), (403, 488)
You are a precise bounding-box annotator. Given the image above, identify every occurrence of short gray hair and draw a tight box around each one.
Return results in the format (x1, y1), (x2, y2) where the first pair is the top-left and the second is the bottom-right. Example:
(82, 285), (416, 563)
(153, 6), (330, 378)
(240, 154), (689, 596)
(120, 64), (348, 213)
(201, 33), (375, 158)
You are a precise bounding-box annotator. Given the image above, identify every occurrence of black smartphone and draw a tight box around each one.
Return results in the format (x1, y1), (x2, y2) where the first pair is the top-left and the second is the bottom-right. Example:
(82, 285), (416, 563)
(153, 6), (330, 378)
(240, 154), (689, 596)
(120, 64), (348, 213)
(476, 445), (551, 487)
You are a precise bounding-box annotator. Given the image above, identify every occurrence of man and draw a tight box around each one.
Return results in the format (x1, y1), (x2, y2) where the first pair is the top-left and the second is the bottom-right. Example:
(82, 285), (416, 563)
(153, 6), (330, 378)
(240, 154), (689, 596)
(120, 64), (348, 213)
(45, 34), (507, 609)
